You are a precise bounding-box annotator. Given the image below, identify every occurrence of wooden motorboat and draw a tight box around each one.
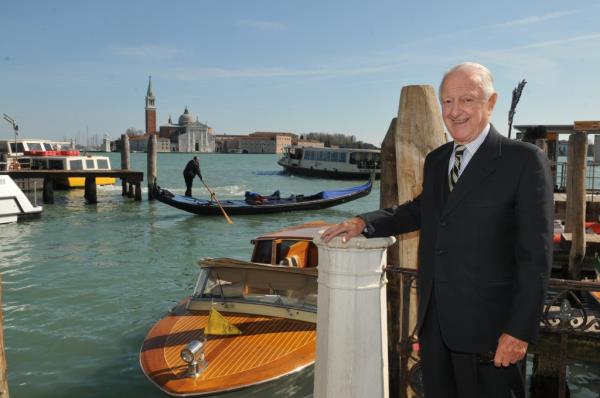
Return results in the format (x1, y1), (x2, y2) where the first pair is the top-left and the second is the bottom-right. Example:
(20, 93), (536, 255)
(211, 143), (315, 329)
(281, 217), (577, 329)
(153, 178), (372, 216)
(140, 222), (329, 396)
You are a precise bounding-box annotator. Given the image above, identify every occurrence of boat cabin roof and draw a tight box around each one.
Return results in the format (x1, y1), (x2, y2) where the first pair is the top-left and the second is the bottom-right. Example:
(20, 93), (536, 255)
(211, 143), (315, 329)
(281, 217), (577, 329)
(253, 221), (330, 240)
(199, 257), (317, 276)
(249, 222), (329, 268)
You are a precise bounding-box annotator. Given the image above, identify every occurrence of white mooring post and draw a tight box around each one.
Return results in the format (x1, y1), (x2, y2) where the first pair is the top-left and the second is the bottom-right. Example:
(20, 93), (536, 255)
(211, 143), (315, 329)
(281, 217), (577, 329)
(313, 234), (396, 398)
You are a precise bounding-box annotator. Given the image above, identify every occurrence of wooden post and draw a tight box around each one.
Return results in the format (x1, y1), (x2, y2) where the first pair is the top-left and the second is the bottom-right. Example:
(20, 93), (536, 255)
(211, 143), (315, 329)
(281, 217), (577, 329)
(42, 177), (54, 204)
(84, 177), (97, 204)
(147, 134), (157, 200)
(0, 274), (9, 398)
(380, 118), (402, 397)
(134, 183), (142, 201)
(127, 182), (134, 198)
(121, 134), (130, 196)
(565, 132), (587, 280)
(393, 85), (446, 397)
(313, 234), (396, 398)
(535, 138), (548, 154)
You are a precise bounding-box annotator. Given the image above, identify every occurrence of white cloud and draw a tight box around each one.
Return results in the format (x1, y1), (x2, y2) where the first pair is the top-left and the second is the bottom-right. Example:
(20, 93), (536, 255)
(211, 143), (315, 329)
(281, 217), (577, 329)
(495, 9), (580, 28)
(110, 45), (180, 58)
(237, 19), (285, 31)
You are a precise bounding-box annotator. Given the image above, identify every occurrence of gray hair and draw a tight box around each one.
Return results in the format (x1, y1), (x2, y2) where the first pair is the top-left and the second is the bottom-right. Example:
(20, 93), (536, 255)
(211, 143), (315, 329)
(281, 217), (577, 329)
(438, 62), (495, 100)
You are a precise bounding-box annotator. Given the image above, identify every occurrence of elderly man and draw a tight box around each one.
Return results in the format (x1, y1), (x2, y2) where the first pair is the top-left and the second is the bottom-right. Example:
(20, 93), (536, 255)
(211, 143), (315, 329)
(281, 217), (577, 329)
(321, 62), (553, 398)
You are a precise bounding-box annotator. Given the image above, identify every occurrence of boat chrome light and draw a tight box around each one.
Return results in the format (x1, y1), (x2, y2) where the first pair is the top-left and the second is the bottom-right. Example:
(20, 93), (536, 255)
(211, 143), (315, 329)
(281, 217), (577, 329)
(180, 338), (208, 378)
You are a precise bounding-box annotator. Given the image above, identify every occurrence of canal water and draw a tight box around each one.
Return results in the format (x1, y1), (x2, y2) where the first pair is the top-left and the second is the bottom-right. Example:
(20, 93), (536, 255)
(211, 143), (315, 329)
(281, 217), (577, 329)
(1, 153), (598, 397)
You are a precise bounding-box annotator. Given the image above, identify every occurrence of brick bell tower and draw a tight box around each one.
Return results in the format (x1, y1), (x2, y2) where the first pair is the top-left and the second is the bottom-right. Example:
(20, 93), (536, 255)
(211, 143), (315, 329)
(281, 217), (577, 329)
(145, 76), (157, 134)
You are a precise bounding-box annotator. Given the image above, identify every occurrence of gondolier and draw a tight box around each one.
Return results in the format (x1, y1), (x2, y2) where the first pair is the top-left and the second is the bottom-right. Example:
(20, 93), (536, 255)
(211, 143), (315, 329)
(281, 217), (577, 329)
(183, 156), (203, 197)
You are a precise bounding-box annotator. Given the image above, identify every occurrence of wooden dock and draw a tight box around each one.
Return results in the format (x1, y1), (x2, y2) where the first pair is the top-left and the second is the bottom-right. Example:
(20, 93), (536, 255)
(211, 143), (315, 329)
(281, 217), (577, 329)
(0, 169), (144, 204)
(554, 192), (600, 220)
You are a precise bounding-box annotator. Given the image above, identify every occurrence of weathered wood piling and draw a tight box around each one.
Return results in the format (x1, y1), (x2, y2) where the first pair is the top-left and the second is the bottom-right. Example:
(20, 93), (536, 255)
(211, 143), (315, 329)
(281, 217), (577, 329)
(84, 176), (97, 204)
(121, 133), (130, 197)
(388, 85), (446, 397)
(147, 134), (157, 200)
(565, 132), (587, 281)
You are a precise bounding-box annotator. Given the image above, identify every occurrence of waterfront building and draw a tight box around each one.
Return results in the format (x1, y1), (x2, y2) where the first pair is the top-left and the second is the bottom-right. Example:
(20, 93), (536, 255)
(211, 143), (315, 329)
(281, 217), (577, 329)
(295, 138), (324, 148)
(214, 132), (296, 154)
(158, 108), (215, 153)
(128, 134), (171, 152)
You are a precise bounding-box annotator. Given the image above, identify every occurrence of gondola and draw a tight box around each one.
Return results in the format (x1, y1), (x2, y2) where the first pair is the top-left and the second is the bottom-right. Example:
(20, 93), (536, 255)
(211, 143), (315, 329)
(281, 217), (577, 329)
(153, 178), (372, 216)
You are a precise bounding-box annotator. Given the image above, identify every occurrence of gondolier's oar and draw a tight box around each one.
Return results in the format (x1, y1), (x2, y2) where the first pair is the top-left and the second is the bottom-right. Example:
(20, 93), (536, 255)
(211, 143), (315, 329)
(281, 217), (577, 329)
(200, 179), (233, 224)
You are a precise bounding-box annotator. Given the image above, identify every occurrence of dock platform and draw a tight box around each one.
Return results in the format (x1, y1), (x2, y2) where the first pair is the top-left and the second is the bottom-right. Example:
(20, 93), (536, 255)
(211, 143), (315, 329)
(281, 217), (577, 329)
(0, 169), (144, 204)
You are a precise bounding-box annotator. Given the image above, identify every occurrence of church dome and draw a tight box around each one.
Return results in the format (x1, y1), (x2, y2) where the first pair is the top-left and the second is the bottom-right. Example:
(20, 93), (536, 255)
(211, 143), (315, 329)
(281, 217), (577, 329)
(178, 107), (195, 125)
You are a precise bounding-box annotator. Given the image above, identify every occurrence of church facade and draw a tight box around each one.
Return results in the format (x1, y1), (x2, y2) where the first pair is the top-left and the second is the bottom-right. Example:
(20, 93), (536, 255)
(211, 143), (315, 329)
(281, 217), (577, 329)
(145, 77), (215, 153)
(159, 108), (215, 152)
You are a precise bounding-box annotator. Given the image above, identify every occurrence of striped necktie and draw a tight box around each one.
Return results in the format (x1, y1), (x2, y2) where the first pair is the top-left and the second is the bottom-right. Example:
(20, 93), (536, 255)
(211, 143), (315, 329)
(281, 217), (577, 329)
(448, 145), (466, 191)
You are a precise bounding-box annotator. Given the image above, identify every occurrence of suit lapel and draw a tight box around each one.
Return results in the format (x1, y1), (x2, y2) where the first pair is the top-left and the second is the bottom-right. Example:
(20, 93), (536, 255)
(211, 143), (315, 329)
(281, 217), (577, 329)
(442, 127), (503, 218)
(434, 143), (453, 212)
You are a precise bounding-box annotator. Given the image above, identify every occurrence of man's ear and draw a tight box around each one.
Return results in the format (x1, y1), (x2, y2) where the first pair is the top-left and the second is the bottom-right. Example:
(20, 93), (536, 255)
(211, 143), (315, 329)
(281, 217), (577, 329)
(487, 92), (498, 113)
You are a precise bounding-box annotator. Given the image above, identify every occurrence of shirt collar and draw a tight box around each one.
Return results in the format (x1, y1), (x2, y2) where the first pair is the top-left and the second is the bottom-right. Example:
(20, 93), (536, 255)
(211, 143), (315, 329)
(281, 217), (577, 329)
(454, 123), (490, 156)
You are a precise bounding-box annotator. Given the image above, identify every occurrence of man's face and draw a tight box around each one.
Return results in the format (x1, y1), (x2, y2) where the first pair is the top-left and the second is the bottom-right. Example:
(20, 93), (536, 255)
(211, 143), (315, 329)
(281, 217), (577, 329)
(440, 69), (497, 144)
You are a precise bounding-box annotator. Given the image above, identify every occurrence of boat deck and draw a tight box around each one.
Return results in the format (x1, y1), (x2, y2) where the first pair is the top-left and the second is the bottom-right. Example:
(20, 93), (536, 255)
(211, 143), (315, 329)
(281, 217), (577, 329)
(1, 169), (143, 182)
(140, 305), (316, 396)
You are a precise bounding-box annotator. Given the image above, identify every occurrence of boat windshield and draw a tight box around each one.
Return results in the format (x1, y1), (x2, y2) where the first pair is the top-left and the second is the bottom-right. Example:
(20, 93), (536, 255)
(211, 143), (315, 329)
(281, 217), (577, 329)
(193, 266), (317, 311)
(27, 142), (44, 151)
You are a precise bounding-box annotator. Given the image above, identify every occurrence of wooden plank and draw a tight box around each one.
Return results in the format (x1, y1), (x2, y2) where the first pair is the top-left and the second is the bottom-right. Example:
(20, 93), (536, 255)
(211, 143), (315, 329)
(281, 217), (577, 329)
(561, 232), (600, 244)
(574, 121), (600, 132)
(1, 170), (144, 183)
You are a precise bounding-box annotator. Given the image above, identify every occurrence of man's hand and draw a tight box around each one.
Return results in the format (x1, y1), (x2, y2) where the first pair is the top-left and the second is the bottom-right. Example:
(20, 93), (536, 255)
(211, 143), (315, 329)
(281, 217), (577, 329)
(320, 217), (366, 243)
(493, 333), (528, 367)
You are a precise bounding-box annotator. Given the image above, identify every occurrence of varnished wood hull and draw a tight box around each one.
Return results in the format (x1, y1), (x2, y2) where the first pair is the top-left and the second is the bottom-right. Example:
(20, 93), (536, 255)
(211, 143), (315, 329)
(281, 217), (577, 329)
(140, 300), (316, 396)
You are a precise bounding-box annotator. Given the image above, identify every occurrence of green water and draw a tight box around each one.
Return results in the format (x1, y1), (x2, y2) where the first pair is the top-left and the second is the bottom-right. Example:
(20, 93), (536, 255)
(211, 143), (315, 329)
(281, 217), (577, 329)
(1, 153), (378, 398)
(2, 153), (599, 397)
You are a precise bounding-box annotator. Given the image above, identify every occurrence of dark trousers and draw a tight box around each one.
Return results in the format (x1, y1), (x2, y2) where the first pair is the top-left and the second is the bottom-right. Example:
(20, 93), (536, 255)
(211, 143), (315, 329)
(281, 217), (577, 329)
(420, 291), (525, 398)
(184, 174), (194, 197)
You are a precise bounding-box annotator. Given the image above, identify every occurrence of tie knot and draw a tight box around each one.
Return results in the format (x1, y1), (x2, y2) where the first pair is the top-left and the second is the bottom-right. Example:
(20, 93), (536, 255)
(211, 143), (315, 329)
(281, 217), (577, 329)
(454, 145), (465, 158)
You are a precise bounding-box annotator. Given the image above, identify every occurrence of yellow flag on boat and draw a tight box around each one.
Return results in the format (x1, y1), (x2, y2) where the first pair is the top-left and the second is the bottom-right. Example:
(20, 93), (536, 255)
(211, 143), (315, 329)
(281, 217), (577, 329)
(205, 308), (242, 336)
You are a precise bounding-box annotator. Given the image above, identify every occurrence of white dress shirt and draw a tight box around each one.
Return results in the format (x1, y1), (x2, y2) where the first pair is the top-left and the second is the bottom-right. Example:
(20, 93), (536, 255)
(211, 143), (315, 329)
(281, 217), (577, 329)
(447, 123), (491, 177)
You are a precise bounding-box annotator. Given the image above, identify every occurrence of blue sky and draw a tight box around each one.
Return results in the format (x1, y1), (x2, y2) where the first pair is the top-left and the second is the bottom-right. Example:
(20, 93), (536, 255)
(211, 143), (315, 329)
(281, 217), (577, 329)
(1, 0), (600, 146)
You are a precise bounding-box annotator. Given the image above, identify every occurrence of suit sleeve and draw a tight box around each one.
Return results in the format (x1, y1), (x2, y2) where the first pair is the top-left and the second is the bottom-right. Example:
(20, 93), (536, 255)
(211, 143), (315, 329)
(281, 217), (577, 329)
(358, 195), (422, 238)
(504, 148), (553, 343)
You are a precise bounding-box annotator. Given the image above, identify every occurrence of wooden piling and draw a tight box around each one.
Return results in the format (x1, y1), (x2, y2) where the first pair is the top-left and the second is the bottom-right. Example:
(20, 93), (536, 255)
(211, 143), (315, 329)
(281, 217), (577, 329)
(84, 177), (97, 204)
(389, 85), (447, 397)
(134, 183), (142, 201)
(147, 134), (157, 200)
(121, 134), (130, 197)
(565, 132), (587, 280)
(127, 181), (134, 198)
(42, 177), (54, 204)
(380, 118), (401, 398)
(535, 138), (548, 154)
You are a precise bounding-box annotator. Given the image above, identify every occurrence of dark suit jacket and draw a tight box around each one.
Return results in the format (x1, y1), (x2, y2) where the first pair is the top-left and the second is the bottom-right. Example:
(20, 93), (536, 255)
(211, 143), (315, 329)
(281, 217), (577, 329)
(361, 126), (553, 354)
